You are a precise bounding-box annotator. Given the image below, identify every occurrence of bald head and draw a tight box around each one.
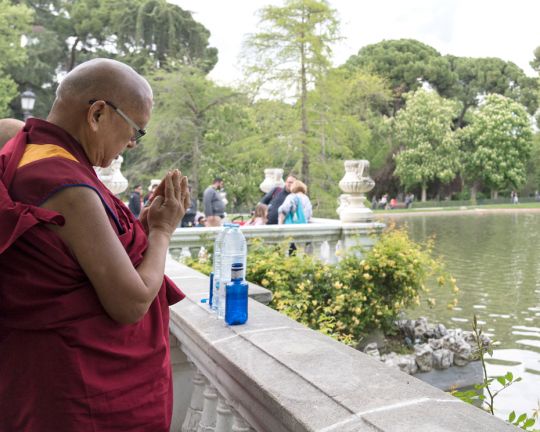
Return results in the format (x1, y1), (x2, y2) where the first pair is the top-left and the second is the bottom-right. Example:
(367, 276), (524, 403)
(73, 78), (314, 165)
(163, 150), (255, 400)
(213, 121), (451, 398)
(54, 58), (153, 113)
(0, 118), (24, 148)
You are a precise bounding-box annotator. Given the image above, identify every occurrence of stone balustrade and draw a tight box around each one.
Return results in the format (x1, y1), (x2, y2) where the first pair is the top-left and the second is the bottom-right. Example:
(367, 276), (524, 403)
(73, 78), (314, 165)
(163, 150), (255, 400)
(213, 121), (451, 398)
(170, 218), (385, 264)
(165, 257), (518, 432)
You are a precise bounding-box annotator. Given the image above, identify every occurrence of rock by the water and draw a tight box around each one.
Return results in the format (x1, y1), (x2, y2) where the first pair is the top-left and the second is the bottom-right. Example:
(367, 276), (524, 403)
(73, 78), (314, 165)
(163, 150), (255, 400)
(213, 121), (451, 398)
(432, 349), (453, 370)
(397, 354), (418, 375)
(363, 342), (380, 360)
(414, 343), (433, 372)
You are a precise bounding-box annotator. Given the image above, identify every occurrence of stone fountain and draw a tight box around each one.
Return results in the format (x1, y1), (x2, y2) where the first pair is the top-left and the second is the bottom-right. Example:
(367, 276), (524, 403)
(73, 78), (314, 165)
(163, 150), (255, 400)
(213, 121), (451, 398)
(94, 155), (128, 195)
(337, 160), (375, 222)
(259, 168), (285, 193)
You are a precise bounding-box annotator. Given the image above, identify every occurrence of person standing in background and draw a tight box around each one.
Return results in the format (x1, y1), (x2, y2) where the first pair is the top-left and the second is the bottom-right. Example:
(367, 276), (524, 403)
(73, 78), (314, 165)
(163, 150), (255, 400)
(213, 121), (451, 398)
(128, 184), (143, 217)
(203, 177), (225, 227)
(181, 185), (197, 227)
(260, 174), (296, 225)
(278, 180), (312, 224)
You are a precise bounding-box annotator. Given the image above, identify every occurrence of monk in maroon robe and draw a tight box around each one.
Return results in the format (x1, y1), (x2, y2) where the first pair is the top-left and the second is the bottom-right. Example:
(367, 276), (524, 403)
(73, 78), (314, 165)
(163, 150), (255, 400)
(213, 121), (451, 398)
(0, 59), (189, 432)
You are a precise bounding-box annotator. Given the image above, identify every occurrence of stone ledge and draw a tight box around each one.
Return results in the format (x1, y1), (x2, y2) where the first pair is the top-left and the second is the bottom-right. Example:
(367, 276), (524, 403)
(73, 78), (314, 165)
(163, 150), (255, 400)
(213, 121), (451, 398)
(166, 257), (518, 432)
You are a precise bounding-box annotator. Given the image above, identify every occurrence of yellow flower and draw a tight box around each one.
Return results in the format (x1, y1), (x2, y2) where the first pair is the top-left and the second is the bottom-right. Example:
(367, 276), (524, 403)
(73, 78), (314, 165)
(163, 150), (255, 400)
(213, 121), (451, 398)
(333, 281), (343, 289)
(261, 279), (269, 287)
(363, 273), (372, 280)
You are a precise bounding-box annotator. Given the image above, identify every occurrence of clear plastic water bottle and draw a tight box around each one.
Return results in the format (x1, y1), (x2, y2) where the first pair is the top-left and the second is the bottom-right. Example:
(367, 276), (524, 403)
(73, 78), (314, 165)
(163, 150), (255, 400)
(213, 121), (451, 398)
(211, 224), (231, 313)
(225, 263), (248, 325)
(218, 224), (247, 319)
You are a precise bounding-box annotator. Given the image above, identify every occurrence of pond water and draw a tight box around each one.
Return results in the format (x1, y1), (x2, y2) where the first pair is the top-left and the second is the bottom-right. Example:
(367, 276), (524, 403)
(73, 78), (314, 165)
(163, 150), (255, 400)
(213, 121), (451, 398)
(391, 212), (540, 420)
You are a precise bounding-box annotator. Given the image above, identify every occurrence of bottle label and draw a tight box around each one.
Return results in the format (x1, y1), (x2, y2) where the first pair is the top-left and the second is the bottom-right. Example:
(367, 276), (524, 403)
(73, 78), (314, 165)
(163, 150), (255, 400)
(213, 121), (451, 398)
(231, 267), (243, 280)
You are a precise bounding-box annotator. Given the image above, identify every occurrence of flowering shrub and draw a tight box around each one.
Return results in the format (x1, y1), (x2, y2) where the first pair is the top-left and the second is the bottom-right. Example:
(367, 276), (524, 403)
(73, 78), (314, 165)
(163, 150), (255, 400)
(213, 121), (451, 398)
(185, 227), (457, 345)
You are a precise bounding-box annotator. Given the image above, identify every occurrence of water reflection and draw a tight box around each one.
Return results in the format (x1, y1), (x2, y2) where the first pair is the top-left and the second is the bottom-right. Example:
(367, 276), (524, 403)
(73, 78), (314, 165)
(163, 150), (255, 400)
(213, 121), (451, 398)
(387, 213), (540, 418)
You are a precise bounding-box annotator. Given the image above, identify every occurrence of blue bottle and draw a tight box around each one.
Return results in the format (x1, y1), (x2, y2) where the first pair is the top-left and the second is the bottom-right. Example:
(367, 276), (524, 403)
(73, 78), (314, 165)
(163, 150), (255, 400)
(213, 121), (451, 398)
(225, 263), (248, 325)
(208, 272), (214, 307)
(218, 224), (247, 319)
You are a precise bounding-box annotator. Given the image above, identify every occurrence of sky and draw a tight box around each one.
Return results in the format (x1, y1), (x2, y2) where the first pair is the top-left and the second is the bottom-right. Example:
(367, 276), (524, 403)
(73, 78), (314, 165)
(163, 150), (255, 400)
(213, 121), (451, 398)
(170, 0), (540, 86)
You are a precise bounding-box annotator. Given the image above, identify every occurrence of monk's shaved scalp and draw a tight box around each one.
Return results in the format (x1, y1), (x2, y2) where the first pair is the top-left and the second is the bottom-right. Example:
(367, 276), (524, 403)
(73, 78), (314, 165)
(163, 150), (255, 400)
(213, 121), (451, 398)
(56, 58), (152, 112)
(0, 118), (24, 148)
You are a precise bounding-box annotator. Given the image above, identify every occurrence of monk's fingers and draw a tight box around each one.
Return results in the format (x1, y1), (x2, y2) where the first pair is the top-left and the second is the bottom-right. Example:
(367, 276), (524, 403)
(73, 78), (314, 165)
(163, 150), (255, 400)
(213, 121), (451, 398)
(154, 176), (167, 198)
(180, 176), (190, 210)
(172, 170), (182, 202)
(163, 172), (175, 202)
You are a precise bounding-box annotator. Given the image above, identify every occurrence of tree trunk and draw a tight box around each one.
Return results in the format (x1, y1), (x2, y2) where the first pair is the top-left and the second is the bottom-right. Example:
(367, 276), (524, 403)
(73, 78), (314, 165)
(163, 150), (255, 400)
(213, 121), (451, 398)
(470, 183), (479, 204)
(457, 103), (470, 128)
(299, 13), (309, 187)
(421, 184), (427, 202)
(68, 37), (80, 72)
(491, 190), (498, 199)
(191, 116), (202, 199)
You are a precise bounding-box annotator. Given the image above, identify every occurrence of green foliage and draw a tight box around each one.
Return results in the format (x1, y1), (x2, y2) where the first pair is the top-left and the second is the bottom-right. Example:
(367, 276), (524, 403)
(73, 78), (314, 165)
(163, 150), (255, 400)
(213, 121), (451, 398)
(459, 94), (533, 194)
(242, 0), (341, 184)
(0, 0), (33, 116)
(129, 68), (240, 197)
(308, 68), (392, 213)
(185, 227), (456, 344)
(453, 315), (538, 431)
(345, 39), (454, 114)
(394, 89), (461, 200)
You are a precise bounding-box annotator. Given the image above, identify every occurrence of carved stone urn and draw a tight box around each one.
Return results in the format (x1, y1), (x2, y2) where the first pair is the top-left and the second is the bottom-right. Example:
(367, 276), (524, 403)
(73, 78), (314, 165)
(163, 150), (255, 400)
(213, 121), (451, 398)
(337, 160), (375, 222)
(95, 155), (128, 195)
(260, 168), (285, 193)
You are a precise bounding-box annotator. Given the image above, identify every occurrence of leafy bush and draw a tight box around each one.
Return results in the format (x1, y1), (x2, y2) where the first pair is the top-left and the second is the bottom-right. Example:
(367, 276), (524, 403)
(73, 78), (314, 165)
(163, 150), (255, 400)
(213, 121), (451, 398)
(185, 227), (457, 345)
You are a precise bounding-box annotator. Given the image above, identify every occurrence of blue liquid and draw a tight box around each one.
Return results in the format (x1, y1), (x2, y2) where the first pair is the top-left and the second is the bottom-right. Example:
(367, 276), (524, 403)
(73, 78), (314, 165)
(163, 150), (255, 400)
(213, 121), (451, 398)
(225, 278), (248, 325)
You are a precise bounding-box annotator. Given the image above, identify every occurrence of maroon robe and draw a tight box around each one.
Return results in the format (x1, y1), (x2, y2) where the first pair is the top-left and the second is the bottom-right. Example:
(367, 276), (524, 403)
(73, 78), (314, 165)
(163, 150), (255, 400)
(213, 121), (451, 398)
(0, 118), (184, 432)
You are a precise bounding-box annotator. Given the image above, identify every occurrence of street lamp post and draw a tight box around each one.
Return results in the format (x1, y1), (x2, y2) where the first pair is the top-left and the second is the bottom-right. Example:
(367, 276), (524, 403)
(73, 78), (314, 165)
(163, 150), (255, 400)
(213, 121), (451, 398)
(20, 89), (36, 121)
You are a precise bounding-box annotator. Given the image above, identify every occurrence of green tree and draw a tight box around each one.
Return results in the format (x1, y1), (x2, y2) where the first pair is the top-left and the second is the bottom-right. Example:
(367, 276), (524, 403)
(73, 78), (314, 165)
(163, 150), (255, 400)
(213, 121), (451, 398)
(127, 68), (238, 198)
(344, 39), (455, 115)
(0, 0), (33, 116)
(308, 67), (391, 212)
(442, 56), (539, 126)
(394, 89), (461, 201)
(242, 0), (341, 186)
(459, 94), (533, 201)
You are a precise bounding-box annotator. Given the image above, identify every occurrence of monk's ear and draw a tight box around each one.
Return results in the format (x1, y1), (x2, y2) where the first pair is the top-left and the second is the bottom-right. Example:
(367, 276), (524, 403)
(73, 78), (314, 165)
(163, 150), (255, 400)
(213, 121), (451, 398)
(87, 100), (106, 132)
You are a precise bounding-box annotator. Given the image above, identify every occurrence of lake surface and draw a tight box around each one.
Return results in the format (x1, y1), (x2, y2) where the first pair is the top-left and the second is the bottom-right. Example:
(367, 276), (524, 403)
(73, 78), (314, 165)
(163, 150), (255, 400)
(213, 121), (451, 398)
(390, 212), (540, 420)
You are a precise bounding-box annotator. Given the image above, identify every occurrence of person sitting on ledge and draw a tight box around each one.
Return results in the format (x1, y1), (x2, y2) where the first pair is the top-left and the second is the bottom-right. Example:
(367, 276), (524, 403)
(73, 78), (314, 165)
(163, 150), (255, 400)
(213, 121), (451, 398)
(0, 58), (190, 432)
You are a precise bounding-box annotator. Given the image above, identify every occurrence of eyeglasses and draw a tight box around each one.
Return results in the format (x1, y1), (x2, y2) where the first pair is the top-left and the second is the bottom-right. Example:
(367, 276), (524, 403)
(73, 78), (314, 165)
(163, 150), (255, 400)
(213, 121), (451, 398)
(88, 99), (146, 142)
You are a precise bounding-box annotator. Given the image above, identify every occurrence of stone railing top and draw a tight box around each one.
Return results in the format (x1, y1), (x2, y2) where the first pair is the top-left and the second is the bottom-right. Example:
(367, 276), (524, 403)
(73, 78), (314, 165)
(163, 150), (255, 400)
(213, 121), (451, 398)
(170, 218), (385, 249)
(166, 257), (517, 432)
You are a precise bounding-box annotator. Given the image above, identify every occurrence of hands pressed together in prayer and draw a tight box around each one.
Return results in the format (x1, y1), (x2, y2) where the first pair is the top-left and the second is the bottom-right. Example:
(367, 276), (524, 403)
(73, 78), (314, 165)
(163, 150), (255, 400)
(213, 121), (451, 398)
(140, 169), (190, 235)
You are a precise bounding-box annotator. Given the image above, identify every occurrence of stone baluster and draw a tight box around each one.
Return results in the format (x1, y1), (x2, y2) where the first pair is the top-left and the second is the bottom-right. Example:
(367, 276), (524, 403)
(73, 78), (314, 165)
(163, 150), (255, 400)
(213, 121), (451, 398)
(197, 382), (218, 432)
(181, 370), (206, 432)
(327, 240), (339, 264)
(180, 246), (192, 262)
(215, 396), (233, 432)
(311, 241), (325, 261)
(232, 411), (253, 432)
